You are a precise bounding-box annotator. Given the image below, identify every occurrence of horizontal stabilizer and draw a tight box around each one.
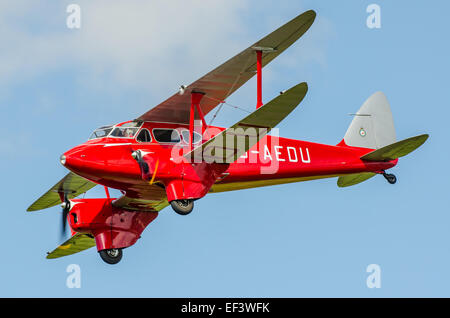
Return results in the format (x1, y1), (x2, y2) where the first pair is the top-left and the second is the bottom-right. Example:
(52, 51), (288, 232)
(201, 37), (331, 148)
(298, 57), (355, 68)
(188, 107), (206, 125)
(46, 233), (96, 259)
(27, 172), (97, 212)
(186, 82), (308, 163)
(361, 134), (429, 161)
(337, 172), (376, 188)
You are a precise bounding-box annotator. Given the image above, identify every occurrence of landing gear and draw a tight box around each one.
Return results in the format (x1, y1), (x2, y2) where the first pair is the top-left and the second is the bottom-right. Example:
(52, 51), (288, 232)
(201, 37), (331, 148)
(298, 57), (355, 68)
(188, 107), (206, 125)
(99, 248), (123, 264)
(170, 199), (194, 215)
(383, 173), (397, 184)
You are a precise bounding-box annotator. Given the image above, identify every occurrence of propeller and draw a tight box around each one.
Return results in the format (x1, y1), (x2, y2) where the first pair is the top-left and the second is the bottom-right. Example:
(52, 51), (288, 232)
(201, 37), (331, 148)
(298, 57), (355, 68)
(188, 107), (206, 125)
(60, 194), (72, 239)
(132, 150), (150, 179)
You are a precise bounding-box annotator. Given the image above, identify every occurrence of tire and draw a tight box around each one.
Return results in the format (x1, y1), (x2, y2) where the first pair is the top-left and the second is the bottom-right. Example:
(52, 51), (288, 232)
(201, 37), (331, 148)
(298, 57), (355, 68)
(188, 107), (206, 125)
(387, 174), (397, 184)
(170, 199), (194, 215)
(383, 173), (397, 184)
(99, 248), (123, 265)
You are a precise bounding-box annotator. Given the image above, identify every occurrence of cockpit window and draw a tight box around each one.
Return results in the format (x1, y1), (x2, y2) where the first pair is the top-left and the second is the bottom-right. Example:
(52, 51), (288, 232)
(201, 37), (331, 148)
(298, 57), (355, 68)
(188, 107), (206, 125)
(109, 122), (143, 138)
(88, 122), (143, 140)
(89, 126), (113, 140)
(152, 129), (181, 143)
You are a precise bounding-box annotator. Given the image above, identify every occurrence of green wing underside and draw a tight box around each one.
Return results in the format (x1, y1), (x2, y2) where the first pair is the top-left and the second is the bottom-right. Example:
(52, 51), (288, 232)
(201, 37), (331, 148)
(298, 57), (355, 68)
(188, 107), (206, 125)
(27, 172), (97, 212)
(338, 134), (429, 187)
(187, 82), (308, 163)
(46, 233), (96, 259)
(337, 172), (377, 188)
(360, 134), (429, 161)
(137, 10), (316, 125)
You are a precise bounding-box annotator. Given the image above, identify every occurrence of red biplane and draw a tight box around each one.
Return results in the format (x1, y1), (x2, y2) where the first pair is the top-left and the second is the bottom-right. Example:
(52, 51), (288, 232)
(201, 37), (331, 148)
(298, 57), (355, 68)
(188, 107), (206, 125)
(28, 10), (428, 264)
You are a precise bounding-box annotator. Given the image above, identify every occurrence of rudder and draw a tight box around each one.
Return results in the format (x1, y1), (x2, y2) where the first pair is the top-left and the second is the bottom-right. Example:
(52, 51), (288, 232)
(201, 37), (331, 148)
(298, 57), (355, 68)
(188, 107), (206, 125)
(342, 92), (396, 149)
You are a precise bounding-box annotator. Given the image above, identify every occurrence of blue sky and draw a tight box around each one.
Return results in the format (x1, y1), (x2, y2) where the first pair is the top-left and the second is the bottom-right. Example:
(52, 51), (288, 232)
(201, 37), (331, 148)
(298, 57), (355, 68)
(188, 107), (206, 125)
(0, 0), (448, 297)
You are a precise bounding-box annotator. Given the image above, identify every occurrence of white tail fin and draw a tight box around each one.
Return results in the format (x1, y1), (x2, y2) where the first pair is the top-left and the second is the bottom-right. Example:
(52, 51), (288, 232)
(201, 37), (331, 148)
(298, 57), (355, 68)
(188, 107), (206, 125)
(343, 92), (396, 149)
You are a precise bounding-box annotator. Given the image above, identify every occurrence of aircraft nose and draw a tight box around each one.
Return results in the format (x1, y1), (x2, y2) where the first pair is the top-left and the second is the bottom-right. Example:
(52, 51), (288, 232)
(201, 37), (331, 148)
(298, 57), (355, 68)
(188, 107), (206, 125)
(60, 146), (87, 172)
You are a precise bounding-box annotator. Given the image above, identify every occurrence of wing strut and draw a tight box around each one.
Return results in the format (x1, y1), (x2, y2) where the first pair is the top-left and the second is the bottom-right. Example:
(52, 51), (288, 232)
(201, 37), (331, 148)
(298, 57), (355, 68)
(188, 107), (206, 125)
(256, 50), (263, 108)
(253, 46), (276, 109)
(190, 91), (206, 151)
(186, 82), (308, 163)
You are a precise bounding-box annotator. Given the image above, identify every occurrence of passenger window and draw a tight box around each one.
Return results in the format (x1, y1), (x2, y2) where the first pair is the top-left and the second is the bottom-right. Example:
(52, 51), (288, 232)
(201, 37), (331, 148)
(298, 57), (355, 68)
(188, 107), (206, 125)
(181, 130), (202, 144)
(153, 129), (181, 143)
(136, 129), (152, 143)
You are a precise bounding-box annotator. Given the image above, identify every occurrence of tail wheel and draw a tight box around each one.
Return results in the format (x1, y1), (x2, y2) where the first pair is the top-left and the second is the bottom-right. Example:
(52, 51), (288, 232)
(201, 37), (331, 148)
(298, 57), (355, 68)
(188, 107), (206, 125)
(99, 248), (123, 265)
(383, 173), (397, 184)
(170, 199), (194, 215)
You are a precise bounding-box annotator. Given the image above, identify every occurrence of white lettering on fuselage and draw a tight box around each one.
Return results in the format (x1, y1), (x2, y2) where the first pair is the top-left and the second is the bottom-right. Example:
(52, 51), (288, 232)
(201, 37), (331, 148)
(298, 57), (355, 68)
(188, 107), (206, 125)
(241, 146), (311, 163)
(264, 145), (273, 161)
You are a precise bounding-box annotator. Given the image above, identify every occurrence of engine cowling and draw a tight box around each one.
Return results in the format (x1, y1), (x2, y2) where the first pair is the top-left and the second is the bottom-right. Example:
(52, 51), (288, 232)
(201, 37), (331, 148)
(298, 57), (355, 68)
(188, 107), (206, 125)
(68, 198), (158, 251)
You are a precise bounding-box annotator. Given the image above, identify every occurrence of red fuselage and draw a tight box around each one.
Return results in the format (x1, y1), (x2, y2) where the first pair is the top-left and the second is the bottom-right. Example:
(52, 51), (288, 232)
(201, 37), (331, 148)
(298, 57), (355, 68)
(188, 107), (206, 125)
(62, 120), (397, 198)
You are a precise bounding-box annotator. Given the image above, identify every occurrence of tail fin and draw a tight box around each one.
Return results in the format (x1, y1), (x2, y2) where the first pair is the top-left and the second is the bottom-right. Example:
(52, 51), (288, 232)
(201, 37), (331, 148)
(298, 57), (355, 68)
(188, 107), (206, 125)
(342, 92), (396, 149)
(337, 92), (429, 188)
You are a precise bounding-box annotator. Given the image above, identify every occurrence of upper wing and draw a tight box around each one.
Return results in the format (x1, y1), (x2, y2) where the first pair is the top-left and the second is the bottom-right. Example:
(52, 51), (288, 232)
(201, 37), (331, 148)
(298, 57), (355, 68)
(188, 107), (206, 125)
(46, 233), (96, 259)
(27, 172), (97, 212)
(137, 10), (316, 124)
(187, 82), (308, 163)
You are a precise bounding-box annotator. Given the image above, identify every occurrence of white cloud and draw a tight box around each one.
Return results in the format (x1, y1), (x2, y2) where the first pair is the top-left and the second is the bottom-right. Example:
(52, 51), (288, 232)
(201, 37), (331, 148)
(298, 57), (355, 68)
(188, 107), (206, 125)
(0, 0), (250, 94)
(0, 0), (334, 115)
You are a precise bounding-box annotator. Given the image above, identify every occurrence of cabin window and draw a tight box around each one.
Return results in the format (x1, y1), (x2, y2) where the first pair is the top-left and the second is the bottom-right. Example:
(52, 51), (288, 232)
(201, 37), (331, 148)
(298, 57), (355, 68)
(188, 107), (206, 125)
(152, 129), (181, 143)
(181, 130), (202, 144)
(136, 128), (152, 143)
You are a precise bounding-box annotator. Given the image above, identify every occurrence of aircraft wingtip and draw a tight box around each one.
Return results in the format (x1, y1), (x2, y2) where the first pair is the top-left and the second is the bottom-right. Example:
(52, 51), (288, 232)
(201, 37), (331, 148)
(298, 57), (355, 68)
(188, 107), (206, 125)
(305, 9), (317, 20)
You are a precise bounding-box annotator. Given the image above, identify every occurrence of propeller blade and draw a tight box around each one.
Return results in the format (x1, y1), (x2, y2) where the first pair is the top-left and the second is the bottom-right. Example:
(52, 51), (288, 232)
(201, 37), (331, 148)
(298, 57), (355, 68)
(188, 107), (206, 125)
(60, 195), (71, 239)
(132, 150), (150, 179)
(61, 208), (69, 237)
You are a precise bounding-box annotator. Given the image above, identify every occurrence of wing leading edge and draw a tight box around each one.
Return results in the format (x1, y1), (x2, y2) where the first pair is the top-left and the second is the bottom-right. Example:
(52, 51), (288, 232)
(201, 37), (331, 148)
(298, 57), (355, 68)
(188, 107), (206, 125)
(27, 172), (97, 212)
(187, 82), (308, 163)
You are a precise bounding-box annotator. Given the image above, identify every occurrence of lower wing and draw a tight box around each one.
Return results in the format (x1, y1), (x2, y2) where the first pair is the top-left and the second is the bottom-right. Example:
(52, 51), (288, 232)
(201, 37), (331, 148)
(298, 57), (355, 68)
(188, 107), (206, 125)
(186, 82), (308, 164)
(46, 233), (96, 259)
(27, 172), (97, 212)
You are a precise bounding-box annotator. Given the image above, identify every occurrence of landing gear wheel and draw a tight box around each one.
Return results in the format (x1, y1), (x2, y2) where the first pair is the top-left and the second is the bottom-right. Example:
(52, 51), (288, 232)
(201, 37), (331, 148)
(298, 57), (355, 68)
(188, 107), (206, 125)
(383, 173), (397, 184)
(170, 199), (194, 215)
(99, 248), (123, 264)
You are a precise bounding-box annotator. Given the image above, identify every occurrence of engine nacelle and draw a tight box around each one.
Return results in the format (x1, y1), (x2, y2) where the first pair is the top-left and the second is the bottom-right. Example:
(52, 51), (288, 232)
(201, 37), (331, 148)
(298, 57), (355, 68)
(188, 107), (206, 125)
(68, 198), (157, 251)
